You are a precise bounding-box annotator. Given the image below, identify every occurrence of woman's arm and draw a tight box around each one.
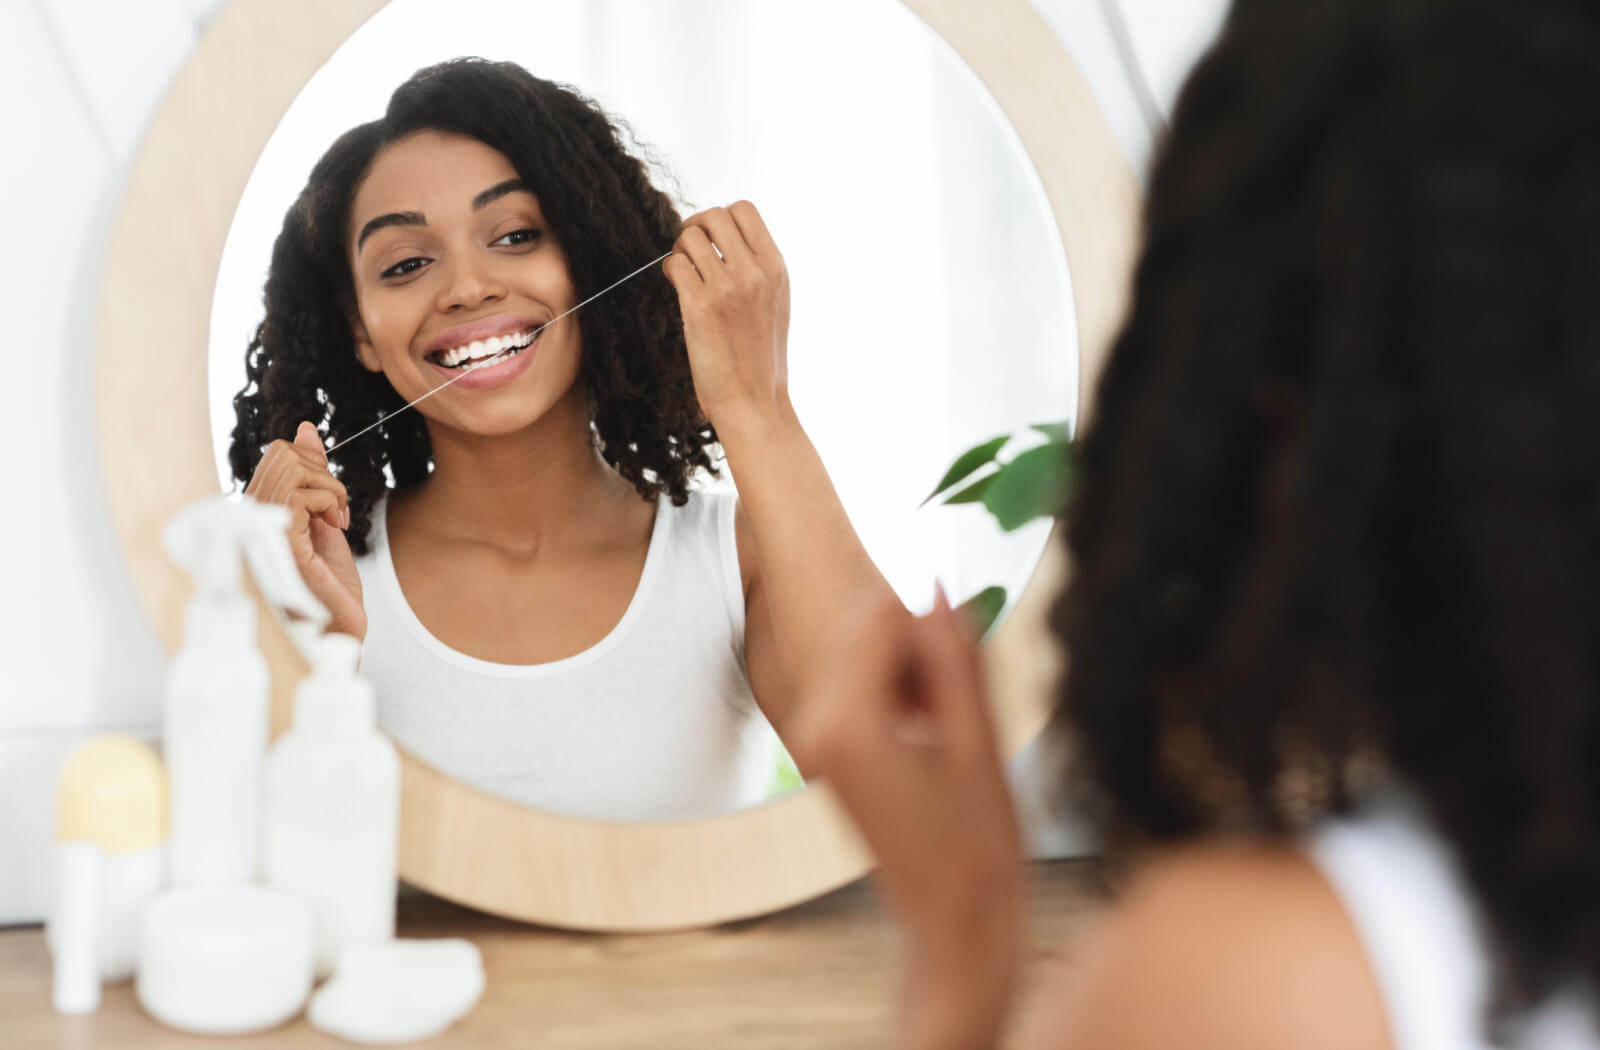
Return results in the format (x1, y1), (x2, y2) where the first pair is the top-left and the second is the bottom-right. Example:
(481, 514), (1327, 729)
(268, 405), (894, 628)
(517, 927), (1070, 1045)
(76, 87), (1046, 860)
(791, 593), (1391, 1050)
(665, 202), (897, 735)
(789, 590), (1024, 1050)
(725, 406), (893, 736)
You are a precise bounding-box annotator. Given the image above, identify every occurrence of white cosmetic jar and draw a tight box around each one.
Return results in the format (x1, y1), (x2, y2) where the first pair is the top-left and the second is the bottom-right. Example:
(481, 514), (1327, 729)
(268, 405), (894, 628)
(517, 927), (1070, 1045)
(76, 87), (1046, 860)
(137, 886), (314, 1034)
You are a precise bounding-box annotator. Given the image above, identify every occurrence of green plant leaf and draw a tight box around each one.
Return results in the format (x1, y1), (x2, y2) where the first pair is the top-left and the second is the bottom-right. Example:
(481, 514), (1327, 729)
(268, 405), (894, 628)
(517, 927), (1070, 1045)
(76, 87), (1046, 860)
(922, 435), (1009, 506)
(942, 471), (998, 505)
(1031, 421), (1072, 444)
(767, 745), (804, 798)
(956, 586), (1008, 638)
(982, 443), (1074, 531)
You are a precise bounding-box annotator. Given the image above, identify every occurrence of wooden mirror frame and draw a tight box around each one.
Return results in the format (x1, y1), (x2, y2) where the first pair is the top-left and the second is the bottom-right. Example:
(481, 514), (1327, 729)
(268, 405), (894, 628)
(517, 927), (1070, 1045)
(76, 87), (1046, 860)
(95, 0), (1137, 929)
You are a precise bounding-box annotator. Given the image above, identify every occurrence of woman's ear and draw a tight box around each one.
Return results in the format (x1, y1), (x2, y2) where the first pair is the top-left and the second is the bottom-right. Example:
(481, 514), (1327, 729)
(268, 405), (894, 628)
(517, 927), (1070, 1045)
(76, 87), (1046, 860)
(351, 314), (383, 373)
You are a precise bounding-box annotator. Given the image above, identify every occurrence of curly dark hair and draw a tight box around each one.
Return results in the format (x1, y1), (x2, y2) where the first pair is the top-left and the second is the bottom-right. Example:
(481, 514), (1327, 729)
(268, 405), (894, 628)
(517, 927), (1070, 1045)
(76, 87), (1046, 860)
(229, 58), (717, 555)
(1054, 0), (1600, 1025)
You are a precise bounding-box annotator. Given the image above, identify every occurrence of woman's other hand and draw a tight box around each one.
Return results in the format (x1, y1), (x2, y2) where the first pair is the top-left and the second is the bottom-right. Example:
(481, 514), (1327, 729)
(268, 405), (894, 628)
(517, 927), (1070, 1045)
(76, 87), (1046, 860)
(792, 587), (1025, 1050)
(243, 421), (367, 640)
(663, 201), (791, 434)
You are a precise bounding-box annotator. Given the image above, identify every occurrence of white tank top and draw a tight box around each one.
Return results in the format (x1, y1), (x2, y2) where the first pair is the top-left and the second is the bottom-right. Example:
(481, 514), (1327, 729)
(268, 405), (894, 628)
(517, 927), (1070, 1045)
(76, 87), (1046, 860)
(1307, 793), (1598, 1050)
(353, 487), (774, 822)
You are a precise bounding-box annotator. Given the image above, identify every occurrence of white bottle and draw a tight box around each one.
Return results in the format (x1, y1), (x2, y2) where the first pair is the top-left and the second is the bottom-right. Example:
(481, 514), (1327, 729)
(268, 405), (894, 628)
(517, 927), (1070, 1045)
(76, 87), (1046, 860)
(264, 633), (400, 977)
(162, 498), (329, 887)
(51, 735), (167, 1012)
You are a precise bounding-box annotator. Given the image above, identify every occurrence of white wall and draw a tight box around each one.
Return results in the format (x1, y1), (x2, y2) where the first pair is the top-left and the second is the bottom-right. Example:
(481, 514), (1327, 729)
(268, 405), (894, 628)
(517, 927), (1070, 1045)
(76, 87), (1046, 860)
(0, 0), (227, 927)
(0, 0), (1226, 923)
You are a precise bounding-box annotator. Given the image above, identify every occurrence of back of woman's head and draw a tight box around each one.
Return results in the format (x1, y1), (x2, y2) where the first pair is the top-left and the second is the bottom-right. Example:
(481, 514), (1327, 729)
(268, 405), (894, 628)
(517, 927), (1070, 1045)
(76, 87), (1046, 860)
(1056, 0), (1600, 1015)
(229, 59), (714, 554)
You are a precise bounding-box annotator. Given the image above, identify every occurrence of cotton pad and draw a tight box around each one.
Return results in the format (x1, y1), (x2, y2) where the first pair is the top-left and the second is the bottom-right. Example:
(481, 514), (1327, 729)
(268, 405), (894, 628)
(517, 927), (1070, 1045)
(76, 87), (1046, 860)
(307, 938), (485, 1044)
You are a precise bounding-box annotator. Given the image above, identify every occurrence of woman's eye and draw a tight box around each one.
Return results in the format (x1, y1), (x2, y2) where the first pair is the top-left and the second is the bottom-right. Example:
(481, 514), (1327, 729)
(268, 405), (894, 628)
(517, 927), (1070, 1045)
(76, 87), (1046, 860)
(380, 257), (429, 280)
(494, 228), (543, 247)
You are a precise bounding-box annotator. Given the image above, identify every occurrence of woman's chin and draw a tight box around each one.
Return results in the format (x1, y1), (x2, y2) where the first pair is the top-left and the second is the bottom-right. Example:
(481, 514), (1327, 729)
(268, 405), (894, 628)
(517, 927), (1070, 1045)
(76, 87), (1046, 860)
(442, 410), (553, 439)
(399, 359), (584, 442)
(423, 392), (574, 440)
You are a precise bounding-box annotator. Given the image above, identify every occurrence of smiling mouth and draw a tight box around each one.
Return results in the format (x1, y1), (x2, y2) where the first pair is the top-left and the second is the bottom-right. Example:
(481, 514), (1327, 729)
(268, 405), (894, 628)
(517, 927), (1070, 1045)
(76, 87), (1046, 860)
(426, 328), (540, 371)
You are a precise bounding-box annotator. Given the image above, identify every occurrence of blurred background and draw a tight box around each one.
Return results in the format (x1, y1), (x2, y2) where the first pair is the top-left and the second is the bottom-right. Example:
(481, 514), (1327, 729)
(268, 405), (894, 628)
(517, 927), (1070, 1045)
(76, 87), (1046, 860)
(0, 0), (1227, 923)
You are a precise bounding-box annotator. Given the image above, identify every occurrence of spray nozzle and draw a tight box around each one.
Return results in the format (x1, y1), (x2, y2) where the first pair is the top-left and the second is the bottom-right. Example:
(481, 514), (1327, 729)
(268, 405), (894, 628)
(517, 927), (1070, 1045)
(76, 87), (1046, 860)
(162, 497), (329, 635)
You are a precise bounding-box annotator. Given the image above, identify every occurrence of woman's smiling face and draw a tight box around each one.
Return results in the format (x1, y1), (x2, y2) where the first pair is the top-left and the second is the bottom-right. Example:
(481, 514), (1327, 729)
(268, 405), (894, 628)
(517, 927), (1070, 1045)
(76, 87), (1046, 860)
(347, 130), (583, 436)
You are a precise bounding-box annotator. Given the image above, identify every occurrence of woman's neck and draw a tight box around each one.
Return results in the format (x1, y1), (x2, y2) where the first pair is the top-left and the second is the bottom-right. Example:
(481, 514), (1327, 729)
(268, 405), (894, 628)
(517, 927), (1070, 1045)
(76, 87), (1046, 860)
(399, 387), (641, 555)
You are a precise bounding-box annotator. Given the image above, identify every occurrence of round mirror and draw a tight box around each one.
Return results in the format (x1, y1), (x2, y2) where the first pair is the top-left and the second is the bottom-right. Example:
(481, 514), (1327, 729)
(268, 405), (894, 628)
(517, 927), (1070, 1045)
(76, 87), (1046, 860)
(204, 0), (1075, 822)
(96, 0), (1136, 927)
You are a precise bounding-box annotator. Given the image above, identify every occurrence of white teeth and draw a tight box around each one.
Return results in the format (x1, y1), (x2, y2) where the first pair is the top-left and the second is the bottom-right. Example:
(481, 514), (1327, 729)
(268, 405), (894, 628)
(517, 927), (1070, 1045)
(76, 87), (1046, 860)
(435, 328), (536, 369)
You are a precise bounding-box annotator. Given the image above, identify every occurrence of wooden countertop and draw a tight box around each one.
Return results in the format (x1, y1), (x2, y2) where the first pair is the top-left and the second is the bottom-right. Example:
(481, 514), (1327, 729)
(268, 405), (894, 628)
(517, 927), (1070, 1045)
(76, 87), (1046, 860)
(0, 860), (1107, 1049)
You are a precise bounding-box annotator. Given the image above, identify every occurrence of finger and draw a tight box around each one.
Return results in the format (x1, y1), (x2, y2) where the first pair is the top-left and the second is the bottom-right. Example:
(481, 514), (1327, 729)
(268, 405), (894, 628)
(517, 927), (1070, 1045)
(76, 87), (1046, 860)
(289, 487), (345, 534)
(259, 443), (310, 506)
(662, 251), (701, 291)
(262, 449), (345, 503)
(906, 612), (996, 757)
(245, 439), (293, 498)
(262, 451), (348, 517)
(675, 224), (724, 284)
(294, 421), (330, 467)
(292, 424), (348, 528)
(936, 585), (986, 693)
(727, 201), (782, 262)
(691, 207), (756, 271)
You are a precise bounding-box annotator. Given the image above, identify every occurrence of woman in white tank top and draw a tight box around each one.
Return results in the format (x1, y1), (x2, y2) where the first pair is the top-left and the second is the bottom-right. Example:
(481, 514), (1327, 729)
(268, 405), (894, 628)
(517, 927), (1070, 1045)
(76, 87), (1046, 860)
(230, 61), (893, 820)
(794, 1), (1600, 1047)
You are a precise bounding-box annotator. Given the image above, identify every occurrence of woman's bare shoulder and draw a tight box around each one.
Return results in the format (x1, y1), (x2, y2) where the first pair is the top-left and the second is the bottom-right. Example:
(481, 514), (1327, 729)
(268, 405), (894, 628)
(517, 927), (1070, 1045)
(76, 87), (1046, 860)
(1016, 842), (1392, 1050)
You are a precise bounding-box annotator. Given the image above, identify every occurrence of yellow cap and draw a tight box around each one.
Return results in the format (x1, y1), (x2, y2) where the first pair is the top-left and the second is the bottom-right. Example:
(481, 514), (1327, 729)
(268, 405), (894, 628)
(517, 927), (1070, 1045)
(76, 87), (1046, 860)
(56, 735), (167, 852)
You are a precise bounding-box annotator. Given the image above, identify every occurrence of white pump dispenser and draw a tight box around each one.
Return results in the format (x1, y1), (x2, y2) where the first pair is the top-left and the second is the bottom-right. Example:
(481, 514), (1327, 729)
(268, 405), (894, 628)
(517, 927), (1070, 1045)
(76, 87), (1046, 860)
(161, 497), (328, 887)
(264, 633), (399, 977)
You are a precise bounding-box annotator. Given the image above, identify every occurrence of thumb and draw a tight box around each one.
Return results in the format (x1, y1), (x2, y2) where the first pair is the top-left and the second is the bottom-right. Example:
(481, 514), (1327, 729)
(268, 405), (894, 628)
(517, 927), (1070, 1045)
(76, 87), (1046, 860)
(294, 421), (329, 466)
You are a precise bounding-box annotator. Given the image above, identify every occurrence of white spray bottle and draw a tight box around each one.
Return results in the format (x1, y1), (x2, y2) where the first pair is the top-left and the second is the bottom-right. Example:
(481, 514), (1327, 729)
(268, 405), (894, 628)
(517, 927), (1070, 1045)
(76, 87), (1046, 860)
(161, 497), (328, 887)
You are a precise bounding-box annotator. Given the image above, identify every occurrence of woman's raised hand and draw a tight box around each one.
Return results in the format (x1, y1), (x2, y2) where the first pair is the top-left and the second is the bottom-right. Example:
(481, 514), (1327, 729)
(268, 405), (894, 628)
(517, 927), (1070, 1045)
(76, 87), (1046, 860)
(663, 201), (791, 433)
(244, 421), (367, 641)
(790, 588), (1025, 1050)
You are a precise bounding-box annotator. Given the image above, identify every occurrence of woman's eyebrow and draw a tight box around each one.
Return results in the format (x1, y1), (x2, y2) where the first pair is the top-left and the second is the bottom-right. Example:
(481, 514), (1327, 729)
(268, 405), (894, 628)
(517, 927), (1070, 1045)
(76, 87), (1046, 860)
(356, 211), (424, 251)
(355, 181), (532, 251)
(472, 179), (532, 211)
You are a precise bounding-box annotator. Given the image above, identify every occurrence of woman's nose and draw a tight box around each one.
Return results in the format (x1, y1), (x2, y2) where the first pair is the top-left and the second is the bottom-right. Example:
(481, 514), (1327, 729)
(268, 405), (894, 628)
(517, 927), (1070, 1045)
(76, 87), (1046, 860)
(437, 256), (507, 312)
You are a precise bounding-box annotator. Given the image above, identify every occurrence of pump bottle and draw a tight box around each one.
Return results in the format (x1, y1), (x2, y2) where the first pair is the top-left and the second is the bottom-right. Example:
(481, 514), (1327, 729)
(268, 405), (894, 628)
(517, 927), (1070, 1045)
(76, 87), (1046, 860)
(264, 633), (399, 977)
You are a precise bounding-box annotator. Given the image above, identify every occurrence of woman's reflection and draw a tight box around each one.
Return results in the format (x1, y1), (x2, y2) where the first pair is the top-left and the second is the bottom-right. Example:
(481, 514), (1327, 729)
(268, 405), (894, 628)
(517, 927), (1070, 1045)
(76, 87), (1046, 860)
(229, 59), (892, 820)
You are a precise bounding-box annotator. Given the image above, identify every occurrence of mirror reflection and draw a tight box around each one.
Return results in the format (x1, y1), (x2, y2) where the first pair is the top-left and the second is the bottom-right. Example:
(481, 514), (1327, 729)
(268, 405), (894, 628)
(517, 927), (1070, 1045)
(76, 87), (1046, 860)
(207, 0), (1076, 821)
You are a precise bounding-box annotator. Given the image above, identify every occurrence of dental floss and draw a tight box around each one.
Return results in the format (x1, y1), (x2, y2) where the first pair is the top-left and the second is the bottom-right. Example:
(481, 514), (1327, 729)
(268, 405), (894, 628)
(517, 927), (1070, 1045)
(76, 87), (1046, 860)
(325, 249), (675, 456)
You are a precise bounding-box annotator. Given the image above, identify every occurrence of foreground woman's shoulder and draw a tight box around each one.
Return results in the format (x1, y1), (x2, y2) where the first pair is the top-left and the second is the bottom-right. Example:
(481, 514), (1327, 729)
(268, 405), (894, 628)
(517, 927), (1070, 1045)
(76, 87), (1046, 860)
(1018, 842), (1392, 1050)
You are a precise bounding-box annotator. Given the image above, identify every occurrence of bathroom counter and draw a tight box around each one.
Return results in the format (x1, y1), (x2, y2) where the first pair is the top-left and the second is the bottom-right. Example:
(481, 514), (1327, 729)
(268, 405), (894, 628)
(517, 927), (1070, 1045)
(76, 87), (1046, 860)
(0, 859), (1107, 1049)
